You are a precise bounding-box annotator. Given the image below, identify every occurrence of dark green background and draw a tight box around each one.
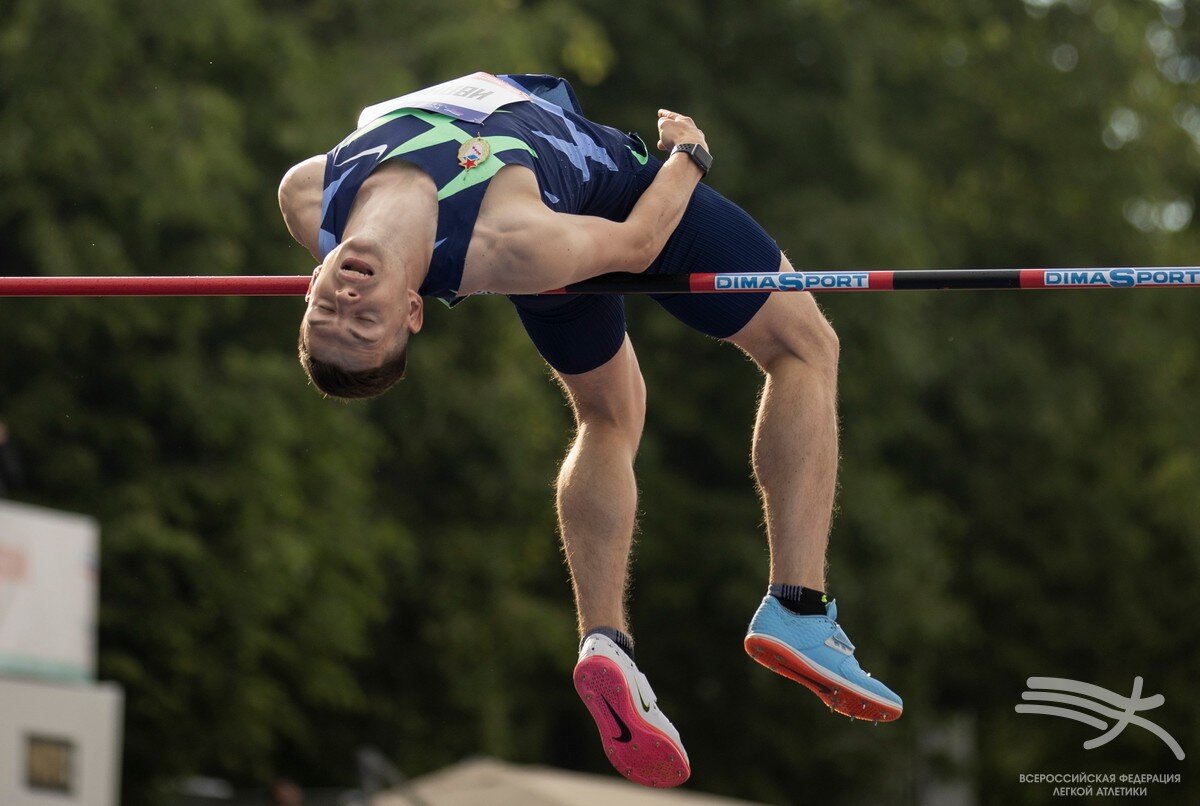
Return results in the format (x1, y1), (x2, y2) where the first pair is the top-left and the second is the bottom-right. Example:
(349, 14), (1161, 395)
(1, 0), (1197, 803)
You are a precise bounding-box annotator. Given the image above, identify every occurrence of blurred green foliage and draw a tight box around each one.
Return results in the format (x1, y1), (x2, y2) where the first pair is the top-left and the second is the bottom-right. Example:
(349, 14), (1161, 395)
(1, 0), (1197, 803)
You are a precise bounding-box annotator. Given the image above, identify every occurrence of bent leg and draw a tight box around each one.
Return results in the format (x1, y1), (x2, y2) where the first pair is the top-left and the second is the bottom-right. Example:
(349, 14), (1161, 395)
(640, 178), (837, 589)
(725, 256), (840, 590)
(731, 260), (903, 721)
(554, 335), (647, 636)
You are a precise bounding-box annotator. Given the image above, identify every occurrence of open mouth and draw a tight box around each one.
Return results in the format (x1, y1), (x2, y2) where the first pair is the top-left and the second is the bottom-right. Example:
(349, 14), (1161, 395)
(339, 257), (375, 277)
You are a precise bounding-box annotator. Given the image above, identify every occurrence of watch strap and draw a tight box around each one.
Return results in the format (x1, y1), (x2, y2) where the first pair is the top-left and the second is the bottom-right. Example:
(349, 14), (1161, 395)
(671, 142), (712, 174)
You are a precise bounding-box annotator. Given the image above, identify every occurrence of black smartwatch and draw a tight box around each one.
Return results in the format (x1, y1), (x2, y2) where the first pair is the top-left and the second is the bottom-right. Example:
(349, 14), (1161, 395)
(671, 142), (712, 175)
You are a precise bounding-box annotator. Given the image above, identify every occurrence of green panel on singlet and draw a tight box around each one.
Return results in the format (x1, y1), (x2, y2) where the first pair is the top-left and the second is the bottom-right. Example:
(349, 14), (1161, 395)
(371, 111), (538, 200)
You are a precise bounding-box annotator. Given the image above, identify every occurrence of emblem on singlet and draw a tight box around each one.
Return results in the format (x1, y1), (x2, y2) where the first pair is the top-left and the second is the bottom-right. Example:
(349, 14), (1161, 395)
(457, 137), (491, 169)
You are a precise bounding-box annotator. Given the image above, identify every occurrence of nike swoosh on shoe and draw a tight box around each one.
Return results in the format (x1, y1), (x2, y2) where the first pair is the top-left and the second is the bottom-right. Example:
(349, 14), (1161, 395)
(601, 695), (632, 742)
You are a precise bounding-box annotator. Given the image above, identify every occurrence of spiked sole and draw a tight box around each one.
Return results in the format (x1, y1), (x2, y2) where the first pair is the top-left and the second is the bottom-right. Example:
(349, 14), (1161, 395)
(745, 633), (903, 723)
(573, 655), (691, 788)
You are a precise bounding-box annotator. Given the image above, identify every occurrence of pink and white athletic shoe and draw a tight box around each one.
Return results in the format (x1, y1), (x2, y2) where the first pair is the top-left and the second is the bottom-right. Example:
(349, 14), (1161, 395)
(573, 634), (690, 788)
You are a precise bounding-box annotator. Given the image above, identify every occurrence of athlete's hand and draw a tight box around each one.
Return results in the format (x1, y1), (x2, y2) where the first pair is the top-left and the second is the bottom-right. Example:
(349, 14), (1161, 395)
(656, 110), (708, 153)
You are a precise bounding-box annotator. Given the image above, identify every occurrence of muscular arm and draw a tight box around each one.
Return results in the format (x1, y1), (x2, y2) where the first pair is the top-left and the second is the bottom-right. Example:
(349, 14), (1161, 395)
(278, 155), (327, 260)
(470, 154), (703, 294)
(464, 110), (709, 295)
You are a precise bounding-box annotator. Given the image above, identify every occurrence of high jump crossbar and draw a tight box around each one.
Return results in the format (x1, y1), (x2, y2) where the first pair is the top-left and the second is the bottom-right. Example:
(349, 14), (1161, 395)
(1, 267), (1199, 297)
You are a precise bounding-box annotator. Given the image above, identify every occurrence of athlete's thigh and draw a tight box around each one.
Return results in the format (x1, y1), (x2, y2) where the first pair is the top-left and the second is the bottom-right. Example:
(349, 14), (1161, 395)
(724, 254), (839, 371)
(554, 335), (646, 431)
(647, 181), (779, 340)
(510, 292), (628, 377)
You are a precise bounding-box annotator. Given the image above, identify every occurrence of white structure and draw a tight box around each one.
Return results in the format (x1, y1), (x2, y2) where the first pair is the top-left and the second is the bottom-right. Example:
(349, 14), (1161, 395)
(376, 757), (765, 806)
(0, 500), (123, 805)
(0, 500), (98, 681)
(0, 677), (123, 805)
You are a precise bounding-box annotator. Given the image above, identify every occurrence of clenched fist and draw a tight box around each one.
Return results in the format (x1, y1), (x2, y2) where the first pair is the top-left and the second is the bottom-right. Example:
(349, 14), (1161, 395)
(656, 109), (708, 153)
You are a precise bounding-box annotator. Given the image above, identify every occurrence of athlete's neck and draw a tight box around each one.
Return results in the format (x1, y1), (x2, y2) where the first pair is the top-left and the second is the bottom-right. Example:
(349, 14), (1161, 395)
(343, 161), (438, 295)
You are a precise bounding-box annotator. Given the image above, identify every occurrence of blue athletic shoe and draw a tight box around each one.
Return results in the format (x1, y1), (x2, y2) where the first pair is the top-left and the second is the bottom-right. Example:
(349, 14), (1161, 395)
(744, 595), (903, 722)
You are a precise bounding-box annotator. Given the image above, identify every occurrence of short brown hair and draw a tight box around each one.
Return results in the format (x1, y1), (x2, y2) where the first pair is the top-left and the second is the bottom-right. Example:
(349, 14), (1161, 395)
(298, 330), (407, 400)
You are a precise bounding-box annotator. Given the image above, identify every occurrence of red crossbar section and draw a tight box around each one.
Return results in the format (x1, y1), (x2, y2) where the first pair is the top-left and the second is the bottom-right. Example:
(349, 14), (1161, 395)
(1020, 268), (1047, 289)
(869, 271), (895, 290)
(0, 275), (312, 296)
(688, 273), (716, 292)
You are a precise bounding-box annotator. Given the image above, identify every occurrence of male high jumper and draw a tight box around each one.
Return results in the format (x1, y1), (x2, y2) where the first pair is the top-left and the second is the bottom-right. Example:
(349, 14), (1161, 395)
(277, 72), (901, 789)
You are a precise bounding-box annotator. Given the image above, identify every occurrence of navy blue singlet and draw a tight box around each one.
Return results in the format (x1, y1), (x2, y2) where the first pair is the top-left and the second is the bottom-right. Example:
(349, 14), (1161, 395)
(319, 74), (649, 306)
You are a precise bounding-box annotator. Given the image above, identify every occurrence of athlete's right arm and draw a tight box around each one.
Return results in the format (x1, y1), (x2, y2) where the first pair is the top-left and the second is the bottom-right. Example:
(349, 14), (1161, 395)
(615, 108), (712, 270)
(468, 111), (710, 293)
(472, 203), (663, 294)
(278, 155), (327, 260)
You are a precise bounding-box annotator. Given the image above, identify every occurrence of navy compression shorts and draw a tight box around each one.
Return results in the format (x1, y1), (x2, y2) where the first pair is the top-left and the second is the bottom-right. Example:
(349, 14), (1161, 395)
(509, 157), (782, 375)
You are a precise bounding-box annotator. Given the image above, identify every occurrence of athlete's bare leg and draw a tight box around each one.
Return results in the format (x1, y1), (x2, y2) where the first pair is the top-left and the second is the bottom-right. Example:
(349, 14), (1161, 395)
(725, 255), (840, 591)
(554, 336), (646, 636)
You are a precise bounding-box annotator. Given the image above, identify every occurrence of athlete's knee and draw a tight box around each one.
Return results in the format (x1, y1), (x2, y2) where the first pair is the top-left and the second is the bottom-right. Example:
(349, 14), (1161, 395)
(784, 302), (840, 377)
(574, 369), (646, 445)
(736, 295), (840, 380)
(560, 343), (647, 447)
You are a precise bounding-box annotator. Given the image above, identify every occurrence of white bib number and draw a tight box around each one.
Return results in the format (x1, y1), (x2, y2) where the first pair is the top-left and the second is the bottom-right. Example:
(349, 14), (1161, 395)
(357, 72), (530, 128)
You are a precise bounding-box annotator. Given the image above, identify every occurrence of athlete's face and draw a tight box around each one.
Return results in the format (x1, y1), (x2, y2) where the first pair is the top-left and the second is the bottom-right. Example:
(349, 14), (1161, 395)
(301, 236), (423, 369)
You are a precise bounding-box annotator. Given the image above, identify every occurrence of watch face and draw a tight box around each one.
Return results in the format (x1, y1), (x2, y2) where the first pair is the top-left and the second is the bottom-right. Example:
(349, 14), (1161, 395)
(680, 143), (711, 171)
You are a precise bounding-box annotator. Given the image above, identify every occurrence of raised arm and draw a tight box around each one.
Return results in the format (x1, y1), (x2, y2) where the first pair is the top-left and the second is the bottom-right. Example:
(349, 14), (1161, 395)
(465, 110), (710, 295)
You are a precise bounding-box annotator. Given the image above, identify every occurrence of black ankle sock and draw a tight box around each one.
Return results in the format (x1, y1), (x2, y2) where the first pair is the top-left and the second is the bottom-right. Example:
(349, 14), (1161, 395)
(769, 583), (829, 616)
(583, 626), (635, 660)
